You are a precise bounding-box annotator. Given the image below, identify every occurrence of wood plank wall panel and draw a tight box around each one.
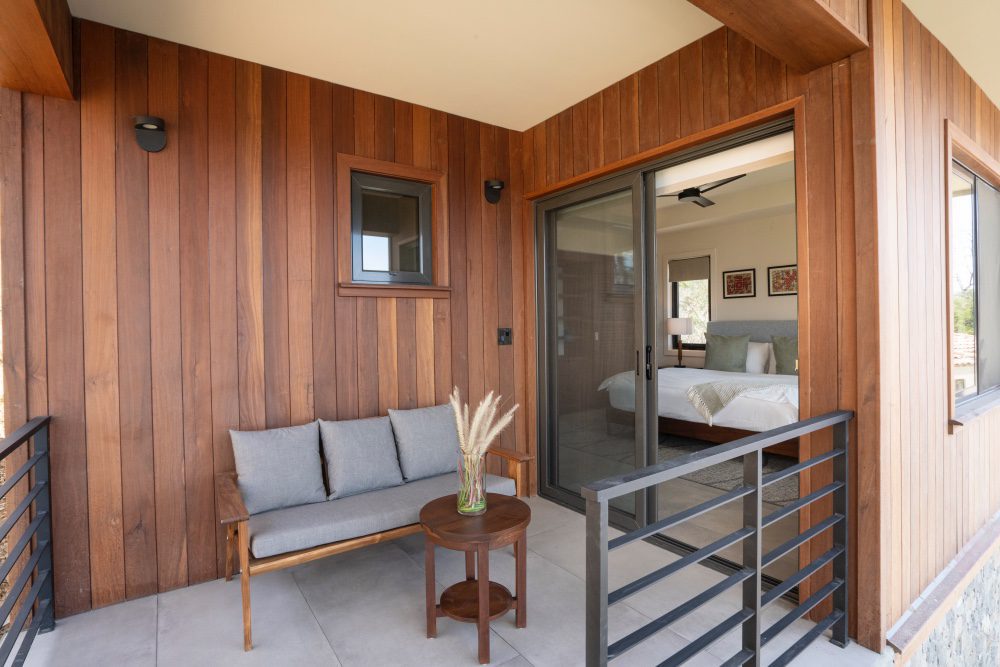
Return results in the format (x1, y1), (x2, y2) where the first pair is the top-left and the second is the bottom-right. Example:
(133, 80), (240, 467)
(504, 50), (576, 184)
(0, 20), (529, 616)
(870, 0), (1000, 636)
(521, 26), (878, 644)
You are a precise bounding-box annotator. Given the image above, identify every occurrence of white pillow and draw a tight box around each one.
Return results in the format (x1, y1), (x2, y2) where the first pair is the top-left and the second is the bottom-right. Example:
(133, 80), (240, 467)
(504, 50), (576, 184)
(746, 342), (771, 374)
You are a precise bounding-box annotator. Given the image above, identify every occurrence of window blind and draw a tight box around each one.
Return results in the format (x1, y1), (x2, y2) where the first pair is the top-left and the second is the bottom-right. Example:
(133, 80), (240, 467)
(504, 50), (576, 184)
(668, 256), (710, 283)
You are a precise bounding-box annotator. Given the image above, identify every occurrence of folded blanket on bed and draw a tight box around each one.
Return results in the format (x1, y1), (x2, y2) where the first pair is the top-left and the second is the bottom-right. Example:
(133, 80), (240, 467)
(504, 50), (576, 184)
(686, 381), (798, 427)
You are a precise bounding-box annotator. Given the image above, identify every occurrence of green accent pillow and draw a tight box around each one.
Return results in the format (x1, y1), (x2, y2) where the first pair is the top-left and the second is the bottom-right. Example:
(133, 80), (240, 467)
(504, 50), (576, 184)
(772, 335), (799, 375)
(704, 334), (750, 373)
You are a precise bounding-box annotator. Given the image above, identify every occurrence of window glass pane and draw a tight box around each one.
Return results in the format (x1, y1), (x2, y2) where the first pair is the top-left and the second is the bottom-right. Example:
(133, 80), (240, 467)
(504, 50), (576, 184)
(676, 279), (709, 345)
(951, 165), (977, 400)
(360, 189), (421, 273)
(976, 179), (1000, 391)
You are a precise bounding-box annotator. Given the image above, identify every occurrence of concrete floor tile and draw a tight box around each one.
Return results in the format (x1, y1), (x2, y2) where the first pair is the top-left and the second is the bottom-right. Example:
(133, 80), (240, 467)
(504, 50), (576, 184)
(24, 596), (156, 667)
(156, 571), (340, 666)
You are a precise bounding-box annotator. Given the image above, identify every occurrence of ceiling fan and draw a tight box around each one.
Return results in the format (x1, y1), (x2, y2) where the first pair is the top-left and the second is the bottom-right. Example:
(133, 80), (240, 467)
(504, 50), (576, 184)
(657, 173), (746, 207)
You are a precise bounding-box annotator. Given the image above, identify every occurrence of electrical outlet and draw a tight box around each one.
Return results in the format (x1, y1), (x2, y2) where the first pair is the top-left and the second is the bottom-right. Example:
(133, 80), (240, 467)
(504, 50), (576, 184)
(497, 328), (512, 345)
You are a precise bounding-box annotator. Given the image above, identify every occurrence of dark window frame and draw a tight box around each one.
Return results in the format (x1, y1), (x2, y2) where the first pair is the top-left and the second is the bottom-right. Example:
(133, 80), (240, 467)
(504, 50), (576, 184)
(670, 276), (711, 351)
(350, 171), (434, 285)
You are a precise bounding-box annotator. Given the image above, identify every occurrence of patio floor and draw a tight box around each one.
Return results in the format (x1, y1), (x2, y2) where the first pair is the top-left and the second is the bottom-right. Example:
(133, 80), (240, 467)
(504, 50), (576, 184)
(25, 496), (885, 666)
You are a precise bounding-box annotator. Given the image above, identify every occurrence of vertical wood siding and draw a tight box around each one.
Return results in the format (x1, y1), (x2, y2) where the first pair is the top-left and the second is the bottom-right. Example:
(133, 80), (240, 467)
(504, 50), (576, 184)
(871, 0), (1000, 632)
(0, 20), (528, 617)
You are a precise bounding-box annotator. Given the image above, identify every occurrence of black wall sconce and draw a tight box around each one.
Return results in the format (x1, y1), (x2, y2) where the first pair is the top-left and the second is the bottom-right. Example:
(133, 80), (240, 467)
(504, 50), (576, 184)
(484, 179), (505, 204)
(133, 116), (166, 152)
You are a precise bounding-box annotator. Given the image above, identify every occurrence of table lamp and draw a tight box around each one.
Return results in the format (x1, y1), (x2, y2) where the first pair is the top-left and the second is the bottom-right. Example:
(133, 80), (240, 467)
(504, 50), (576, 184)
(666, 317), (693, 368)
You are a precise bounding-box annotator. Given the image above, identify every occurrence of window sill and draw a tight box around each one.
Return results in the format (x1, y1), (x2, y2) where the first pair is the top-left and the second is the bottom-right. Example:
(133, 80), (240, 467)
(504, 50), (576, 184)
(337, 282), (451, 299)
(951, 388), (1000, 433)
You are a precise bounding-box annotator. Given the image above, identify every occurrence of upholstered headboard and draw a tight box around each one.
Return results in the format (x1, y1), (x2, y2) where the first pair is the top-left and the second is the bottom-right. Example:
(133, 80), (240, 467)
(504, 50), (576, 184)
(706, 320), (797, 343)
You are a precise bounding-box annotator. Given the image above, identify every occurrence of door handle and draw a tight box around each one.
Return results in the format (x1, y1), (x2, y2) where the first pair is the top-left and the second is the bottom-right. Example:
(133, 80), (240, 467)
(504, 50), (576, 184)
(645, 345), (653, 380)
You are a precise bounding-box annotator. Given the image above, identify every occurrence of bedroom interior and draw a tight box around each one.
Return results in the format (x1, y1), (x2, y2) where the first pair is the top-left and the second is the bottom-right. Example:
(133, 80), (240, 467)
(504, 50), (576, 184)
(538, 127), (802, 580)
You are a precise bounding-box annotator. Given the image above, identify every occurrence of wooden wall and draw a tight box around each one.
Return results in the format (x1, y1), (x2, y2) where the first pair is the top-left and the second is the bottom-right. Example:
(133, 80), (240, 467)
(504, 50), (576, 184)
(871, 0), (1000, 636)
(519, 27), (881, 647)
(0, 20), (532, 617)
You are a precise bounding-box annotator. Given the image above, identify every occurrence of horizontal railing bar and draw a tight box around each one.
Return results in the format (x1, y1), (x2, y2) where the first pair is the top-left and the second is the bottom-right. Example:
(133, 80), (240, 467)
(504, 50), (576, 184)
(0, 539), (49, 631)
(0, 417), (49, 462)
(0, 512), (47, 585)
(0, 570), (51, 666)
(658, 608), (754, 667)
(762, 449), (841, 487)
(762, 546), (844, 607)
(609, 527), (753, 605)
(720, 649), (755, 667)
(769, 609), (844, 667)
(608, 568), (753, 659)
(583, 411), (853, 502)
(0, 451), (46, 501)
(762, 578), (843, 646)
(763, 482), (844, 528)
(762, 514), (842, 567)
(609, 485), (754, 551)
(12, 596), (52, 667)
(0, 480), (46, 542)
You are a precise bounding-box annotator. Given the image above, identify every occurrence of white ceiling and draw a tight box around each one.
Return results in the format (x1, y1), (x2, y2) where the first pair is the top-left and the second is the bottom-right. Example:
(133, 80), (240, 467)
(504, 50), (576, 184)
(905, 0), (1000, 113)
(66, 0), (720, 131)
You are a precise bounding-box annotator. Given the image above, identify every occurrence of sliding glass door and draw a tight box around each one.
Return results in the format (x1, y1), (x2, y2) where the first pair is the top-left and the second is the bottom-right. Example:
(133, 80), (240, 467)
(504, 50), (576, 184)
(537, 173), (649, 527)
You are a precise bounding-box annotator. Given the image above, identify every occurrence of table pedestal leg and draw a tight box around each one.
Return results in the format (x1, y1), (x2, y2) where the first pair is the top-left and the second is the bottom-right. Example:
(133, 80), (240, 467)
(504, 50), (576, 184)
(516, 533), (527, 628)
(477, 542), (490, 664)
(425, 539), (436, 638)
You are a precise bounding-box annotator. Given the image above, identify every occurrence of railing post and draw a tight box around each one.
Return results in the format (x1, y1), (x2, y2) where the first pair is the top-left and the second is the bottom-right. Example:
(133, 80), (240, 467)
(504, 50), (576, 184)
(831, 420), (849, 647)
(585, 496), (608, 667)
(34, 422), (55, 632)
(741, 449), (762, 666)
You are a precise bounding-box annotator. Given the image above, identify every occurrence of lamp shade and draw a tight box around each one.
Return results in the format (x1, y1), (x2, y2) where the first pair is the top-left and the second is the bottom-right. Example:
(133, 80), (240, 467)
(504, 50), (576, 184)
(666, 317), (693, 336)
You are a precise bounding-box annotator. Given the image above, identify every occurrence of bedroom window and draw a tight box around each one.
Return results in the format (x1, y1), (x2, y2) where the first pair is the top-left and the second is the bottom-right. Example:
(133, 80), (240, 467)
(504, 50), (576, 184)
(947, 123), (1000, 427)
(668, 256), (710, 349)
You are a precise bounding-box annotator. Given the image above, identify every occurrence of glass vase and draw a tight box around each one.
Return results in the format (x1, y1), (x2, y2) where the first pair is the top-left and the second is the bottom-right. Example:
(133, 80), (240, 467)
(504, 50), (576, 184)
(457, 453), (487, 516)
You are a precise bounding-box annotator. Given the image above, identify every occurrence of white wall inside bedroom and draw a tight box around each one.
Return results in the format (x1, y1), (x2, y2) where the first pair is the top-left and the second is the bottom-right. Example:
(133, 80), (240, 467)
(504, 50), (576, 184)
(655, 159), (797, 365)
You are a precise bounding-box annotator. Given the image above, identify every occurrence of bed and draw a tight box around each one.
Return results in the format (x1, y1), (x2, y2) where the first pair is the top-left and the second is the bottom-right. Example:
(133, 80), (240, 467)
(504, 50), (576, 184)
(600, 320), (800, 458)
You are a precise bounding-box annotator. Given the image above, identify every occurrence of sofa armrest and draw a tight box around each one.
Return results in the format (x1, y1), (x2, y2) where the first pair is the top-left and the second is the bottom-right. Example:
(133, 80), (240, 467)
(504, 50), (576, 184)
(216, 472), (250, 524)
(487, 447), (534, 497)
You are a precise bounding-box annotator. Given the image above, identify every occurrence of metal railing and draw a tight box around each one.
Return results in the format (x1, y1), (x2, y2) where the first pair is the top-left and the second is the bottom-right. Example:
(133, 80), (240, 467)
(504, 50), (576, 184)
(583, 410), (852, 666)
(0, 417), (54, 666)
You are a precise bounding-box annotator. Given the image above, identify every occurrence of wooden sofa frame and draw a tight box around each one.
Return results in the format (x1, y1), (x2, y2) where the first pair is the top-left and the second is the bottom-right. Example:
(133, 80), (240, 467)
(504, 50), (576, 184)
(216, 446), (533, 651)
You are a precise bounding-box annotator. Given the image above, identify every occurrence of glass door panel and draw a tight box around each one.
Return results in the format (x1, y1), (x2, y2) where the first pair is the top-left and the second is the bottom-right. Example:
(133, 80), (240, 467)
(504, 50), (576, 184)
(539, 175), (647, 524)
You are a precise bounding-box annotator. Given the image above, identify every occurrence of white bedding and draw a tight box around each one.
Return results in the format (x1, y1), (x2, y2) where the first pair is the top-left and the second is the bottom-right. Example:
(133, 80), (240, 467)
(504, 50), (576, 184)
(598, 367), (799, 432)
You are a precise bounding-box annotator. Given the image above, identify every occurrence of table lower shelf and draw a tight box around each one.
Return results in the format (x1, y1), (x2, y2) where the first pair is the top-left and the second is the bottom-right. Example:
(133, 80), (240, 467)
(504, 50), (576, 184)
(439, 580), (514, 623)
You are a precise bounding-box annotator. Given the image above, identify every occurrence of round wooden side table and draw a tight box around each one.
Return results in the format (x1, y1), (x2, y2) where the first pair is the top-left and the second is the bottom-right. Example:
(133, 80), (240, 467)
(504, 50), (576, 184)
(420, 492), (531, 665)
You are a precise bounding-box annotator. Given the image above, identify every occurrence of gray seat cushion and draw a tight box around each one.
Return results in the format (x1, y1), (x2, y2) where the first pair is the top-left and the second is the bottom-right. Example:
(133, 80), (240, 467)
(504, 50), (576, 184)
(318, 417), (404, 499)
(388, 404), (460, 481)
(248, 473), (516, 558)
(230, 422), (327, 515)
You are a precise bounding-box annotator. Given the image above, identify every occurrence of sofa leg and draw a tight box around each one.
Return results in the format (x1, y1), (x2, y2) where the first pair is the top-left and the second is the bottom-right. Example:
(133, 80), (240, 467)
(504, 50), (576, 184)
(238, 520), (252, 651)
(225, 524), (235, 582)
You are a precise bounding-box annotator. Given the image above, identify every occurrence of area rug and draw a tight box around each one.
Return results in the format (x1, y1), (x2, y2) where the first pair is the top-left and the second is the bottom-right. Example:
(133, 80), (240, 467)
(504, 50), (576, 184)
(658, 436), (799, 506)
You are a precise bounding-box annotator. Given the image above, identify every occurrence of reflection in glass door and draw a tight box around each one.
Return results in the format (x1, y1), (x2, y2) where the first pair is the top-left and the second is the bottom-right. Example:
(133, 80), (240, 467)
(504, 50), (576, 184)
(538, 174), (647, 525)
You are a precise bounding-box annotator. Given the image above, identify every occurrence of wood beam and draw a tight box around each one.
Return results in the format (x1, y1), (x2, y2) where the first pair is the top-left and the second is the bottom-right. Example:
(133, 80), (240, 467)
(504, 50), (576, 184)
(688, 0), (868, 73)
(0, 0), (74, 98)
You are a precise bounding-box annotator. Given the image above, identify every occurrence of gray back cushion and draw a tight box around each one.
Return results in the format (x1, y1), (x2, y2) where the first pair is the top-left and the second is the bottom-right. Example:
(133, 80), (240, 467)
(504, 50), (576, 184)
(388, 404), (460, 481)
(230, 422), (327, 515)
(318, 417), (404, 499)
(704, 333), (751, 373)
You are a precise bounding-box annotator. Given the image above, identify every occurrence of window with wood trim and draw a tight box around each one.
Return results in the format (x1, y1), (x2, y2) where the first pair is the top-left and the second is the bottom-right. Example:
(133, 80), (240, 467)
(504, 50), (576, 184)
(336, 154), (449, 298)
(946, 121), (1000, 426)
